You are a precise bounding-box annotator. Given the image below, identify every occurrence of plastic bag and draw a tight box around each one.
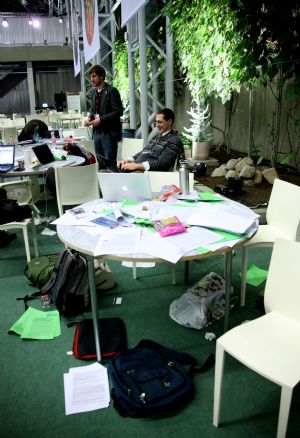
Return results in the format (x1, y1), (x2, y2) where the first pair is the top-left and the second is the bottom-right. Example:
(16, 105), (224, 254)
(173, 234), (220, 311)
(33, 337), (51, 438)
(169, 272), (226, 329)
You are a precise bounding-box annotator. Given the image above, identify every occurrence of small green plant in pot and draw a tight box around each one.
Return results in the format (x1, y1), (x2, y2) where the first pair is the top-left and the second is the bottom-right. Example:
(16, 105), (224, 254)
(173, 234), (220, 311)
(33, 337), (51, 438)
(183, 99), (212, 160)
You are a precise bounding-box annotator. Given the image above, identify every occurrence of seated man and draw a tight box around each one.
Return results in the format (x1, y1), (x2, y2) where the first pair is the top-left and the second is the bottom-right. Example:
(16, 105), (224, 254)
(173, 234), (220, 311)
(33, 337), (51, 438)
(18, 119), (48, 142)
(117, 108), (184, 172)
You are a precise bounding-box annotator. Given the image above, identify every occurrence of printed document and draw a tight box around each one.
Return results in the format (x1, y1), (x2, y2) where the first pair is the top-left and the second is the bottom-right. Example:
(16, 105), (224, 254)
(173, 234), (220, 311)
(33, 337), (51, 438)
(64, 362), (110, 415)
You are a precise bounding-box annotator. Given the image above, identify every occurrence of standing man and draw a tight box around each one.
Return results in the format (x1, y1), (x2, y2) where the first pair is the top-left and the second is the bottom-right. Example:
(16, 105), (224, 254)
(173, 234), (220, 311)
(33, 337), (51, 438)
(117, 108), (184, 172)
(84, 65), (123, 167)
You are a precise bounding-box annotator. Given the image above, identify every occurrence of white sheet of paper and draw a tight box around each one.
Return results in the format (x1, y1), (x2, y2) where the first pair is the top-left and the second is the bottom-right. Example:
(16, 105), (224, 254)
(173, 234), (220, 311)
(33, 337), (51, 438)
(187, 203), (256, 234)
(64, 363), (110, 415)
(51, 212), (97, 227)
(122, 261), (156, 268)
(153, 205), (199, 224)
(40, 227), (56, 236)
(93, 227), (141, 256)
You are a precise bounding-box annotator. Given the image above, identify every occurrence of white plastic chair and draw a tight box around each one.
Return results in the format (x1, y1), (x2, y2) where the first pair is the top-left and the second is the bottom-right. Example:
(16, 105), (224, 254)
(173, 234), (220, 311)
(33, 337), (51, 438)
(240, 178), (300, 306)
(213, 238), (300, 438)
(0, 178), (41, 214)
(1, 126), (18, 144)
(0, 180), (39, 262)
(0, 119), (14, 128)
(0, 216), (39, 262)
(78, 140), (96, 156)
(54, 163), (100, 216)
(121, 138), (144, 160)
(147, 171), (194, 193)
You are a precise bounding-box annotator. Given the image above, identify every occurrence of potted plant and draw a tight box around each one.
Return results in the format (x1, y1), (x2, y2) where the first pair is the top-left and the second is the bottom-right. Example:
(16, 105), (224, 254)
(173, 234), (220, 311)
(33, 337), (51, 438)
(183, 99), (212, 160)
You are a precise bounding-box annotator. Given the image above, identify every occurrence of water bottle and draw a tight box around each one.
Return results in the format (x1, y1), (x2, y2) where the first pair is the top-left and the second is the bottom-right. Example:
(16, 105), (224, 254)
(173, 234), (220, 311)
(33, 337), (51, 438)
(51, 131), (57, 144)
(179, 160), (189, 195)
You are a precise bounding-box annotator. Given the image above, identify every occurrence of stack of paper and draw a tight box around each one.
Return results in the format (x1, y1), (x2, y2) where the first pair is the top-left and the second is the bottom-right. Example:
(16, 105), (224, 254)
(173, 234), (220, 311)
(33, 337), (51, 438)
(9, 307), (61, 339)
(64, 363), (110, 415)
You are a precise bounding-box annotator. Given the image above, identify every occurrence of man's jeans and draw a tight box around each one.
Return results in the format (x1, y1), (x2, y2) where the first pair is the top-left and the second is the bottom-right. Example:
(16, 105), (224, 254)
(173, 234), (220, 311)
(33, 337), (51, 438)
(93, 131), (118, 167)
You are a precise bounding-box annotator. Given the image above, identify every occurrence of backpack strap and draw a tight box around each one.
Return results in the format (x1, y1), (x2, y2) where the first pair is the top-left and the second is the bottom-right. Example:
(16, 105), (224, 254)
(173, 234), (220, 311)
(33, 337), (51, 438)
(17, 290), (44, 311)
(136, 339), (215, 375)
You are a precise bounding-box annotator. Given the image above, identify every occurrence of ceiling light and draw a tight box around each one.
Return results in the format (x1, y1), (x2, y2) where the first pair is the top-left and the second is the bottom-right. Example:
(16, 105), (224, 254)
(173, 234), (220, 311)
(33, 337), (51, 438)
(2, 18), (8, 28)
(32, 19), (40, 28)
(58, 16), (63, 23)
(28, 18), (32, 25)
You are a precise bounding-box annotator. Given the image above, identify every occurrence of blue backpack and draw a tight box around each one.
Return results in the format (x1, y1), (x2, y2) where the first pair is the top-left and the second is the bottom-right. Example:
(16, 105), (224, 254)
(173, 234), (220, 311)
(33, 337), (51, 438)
(108, 339), (214, 417)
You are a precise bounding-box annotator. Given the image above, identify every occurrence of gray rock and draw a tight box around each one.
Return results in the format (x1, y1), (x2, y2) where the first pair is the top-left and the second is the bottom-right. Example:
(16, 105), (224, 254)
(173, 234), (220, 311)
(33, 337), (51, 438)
(235, 156), (254, 173)
(254, 170), (263, 184)
(211, 164), (227, 177)
(262, 168), (278, 184)
(225, 169), (239, 179)
(226, 158), (238, 170)
(239, 164), (256, 179)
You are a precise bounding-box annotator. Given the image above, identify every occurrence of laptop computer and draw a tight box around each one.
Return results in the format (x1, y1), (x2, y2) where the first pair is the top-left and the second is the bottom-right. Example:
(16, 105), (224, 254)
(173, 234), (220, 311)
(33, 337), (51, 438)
(45, 130), (60, 139)
(32, 143), (74, 169)
(97, 173), (153, 202)
(0, 145), (15, 173)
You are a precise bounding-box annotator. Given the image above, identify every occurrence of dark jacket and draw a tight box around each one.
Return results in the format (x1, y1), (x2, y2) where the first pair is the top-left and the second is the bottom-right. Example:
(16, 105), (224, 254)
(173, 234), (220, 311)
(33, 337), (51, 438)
(133, 130), (184, 171)
(88, 83), (123, 142)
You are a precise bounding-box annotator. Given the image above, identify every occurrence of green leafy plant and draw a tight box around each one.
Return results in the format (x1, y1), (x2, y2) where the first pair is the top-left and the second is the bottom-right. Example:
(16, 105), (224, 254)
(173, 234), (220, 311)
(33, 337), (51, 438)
(113, 40), (130, 122)
(251, 144), (264, 165)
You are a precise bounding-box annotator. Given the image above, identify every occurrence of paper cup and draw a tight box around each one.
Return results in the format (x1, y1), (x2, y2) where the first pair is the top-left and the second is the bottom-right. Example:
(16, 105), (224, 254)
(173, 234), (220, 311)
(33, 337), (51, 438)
(24, 149), (32, 168)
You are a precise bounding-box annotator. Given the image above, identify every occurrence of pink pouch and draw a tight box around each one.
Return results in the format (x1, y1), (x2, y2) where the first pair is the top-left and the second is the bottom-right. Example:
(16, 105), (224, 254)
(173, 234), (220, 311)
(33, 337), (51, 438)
(153, 216), (186, 237)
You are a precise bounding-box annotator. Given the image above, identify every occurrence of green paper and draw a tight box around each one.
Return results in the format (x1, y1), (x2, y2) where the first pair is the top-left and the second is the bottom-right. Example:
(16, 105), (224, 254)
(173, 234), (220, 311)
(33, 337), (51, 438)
(135, 217), (152, 225)
(242, 264), (269, 286)
(92, 209), (114, 215)
(195, 246), (211, 254)
(121, 199), (141, 207)
(135, 218), (156, 233)
(170, 203), (198, 207)
(10, 307), (61, 340)
(198, 192), (223, 202)
(212, 229), (245, 242)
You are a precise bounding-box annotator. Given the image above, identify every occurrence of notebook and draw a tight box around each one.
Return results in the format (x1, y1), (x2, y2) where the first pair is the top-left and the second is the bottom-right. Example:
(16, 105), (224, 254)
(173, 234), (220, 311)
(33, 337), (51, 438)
(0, 145), (15, 173)
(32, 143), (74, 169)
(97, 173), (153, 202)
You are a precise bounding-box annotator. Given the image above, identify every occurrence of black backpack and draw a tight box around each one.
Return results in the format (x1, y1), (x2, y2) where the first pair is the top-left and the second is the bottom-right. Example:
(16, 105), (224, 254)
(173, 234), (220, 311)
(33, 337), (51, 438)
(40, 249), (90, 316)
(108, 339), (214, 417)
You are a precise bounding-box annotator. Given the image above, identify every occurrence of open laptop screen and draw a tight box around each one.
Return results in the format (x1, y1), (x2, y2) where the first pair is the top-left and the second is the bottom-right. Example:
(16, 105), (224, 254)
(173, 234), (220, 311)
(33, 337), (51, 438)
(32, 143), (55, 164)
(0, 145), (15, 166)
(97, 173), (153, 202)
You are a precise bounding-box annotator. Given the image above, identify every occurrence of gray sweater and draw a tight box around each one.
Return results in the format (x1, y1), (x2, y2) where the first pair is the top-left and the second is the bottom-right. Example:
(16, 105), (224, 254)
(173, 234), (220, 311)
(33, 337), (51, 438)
(133, 131), (184, 171)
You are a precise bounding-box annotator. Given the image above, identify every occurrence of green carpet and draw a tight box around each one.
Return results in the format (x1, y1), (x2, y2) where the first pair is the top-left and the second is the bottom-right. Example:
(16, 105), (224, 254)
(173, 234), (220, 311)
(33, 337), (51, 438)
(0, 200), (299, 438)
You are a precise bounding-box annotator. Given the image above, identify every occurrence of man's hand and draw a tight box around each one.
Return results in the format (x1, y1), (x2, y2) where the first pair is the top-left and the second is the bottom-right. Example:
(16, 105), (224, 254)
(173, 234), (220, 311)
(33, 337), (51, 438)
(84, 119), (91, 127)
(117, 159), (128, 169)
(90, 116), (101, 128)
(120, 162), (145, 172)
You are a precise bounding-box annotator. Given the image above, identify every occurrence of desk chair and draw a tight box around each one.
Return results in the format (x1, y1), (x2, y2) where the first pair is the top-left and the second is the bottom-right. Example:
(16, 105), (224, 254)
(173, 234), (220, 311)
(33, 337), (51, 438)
(1, 126), (18, 144)
(0, 119), (14, 128)
(78, 140), (96, 156)
(0, 178), (41, 215)
(240, 178), (300, 306)
(213, 238), (300, 438)
(121, 138), (144, 160)
(0, 179), (39, 262)
(54, 163), (99, 216)
(0, 215), (39, 262)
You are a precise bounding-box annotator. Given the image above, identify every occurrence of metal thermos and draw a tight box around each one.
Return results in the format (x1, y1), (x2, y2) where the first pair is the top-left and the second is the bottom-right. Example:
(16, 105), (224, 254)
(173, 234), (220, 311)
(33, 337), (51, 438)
(179, 160), (189, 195)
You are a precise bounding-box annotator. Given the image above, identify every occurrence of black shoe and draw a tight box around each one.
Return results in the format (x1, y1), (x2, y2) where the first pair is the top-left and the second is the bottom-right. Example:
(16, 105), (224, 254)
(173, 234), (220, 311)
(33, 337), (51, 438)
(0, 231), (17, 248)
